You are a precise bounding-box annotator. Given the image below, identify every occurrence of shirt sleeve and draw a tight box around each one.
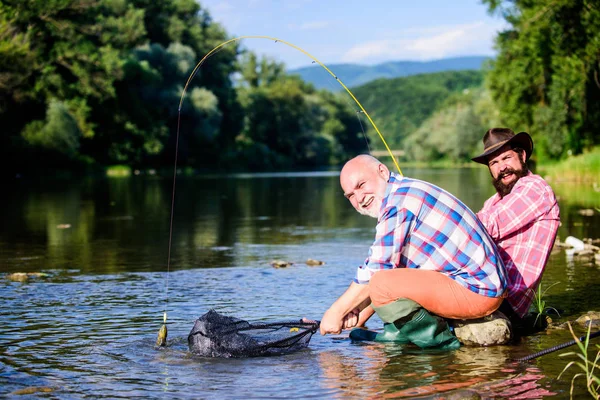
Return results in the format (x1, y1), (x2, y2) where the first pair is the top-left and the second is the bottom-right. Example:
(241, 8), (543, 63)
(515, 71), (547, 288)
(354, 205), (412, 284)
(476, 178), (552, 242)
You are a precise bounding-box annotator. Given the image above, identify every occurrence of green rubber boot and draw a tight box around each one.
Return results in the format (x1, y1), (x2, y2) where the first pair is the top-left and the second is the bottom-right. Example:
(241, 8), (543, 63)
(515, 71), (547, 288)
(349, 322), (410, 342)
(349, 298), (460, 350)
(397, 308), (460, 350)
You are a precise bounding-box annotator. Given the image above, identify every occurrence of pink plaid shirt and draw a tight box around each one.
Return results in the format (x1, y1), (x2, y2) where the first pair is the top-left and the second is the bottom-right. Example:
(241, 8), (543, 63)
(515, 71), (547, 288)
(477, 172), (560, 317)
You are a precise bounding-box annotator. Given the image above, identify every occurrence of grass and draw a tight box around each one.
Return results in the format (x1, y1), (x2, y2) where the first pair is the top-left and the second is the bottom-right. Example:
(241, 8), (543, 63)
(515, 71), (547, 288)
(106, 165), (132, 177)
(558, 322), (600, 399)
(539, 147), (600, 184)
(531, 281), (561, 328)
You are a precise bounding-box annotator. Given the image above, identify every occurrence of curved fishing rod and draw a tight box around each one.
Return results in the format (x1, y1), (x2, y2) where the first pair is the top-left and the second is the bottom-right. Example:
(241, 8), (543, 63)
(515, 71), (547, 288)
(158, 36), (404, 345)
(178, 35), (402, 175)
(515, 329), (600, 362)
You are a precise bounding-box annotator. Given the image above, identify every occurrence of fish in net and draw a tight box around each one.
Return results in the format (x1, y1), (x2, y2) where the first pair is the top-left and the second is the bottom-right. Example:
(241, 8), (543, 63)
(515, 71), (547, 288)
(188, 309), (320, 358)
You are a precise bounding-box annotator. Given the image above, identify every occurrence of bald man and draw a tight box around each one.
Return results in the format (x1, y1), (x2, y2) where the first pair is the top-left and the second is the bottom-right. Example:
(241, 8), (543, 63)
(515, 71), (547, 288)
(320, 155), (507, 349)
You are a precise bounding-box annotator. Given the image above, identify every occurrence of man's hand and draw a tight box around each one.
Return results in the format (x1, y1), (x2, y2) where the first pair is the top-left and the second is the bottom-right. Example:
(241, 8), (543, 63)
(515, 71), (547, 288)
(320, 282), (370, 335)
(342, 308), (360, 329)
(319, 308), (343, 335)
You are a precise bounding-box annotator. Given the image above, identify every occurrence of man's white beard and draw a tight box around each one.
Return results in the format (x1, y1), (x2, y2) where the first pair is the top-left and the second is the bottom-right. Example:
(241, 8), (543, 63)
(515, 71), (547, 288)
(357, 205), (379, 219)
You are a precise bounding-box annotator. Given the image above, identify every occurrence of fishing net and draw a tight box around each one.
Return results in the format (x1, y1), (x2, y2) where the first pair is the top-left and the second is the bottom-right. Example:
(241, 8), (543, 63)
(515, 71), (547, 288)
(188, 309), (320, 358)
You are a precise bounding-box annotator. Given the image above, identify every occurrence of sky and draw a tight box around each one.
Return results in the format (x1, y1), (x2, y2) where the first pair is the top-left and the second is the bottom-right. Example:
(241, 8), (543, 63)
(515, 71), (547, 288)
(198, 0), (507, 70)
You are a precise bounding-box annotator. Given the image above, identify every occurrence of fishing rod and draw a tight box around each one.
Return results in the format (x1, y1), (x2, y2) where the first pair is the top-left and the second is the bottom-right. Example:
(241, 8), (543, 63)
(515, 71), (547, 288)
(156, 36), (403, 346)
(515, 329), (600, 362)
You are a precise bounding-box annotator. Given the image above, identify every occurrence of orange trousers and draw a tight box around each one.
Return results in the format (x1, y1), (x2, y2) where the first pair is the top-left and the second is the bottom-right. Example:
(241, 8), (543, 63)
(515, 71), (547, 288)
(369, 269), (503, 320)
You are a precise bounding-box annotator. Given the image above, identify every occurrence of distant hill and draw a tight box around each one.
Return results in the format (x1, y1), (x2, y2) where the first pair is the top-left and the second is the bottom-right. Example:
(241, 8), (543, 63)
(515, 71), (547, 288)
(350, 70), (485, 148)
(289, 56), (490, 90)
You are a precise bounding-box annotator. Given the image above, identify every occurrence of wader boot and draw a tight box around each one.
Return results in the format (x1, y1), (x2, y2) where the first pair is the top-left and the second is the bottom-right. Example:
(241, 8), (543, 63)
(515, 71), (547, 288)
(350, 298), (460, 350)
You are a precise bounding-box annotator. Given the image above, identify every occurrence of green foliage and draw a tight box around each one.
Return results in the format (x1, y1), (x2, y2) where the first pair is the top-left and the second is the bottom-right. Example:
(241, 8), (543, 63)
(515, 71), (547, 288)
(540, 146), (600, 183)
(21, 99), (81, 157)
(483, 0), (600, 161)
(403, 88), (497, 163)
(558, 323), (600, 399)
(235, 55), (368, 169)
(106, 164), (132, 177)
(352, 70), (485, 149)
(531, 281), (561, 328)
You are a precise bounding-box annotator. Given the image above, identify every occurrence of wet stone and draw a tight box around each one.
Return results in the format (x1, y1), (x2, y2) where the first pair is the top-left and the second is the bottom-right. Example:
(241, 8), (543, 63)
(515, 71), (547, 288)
(269, 260), (293, 268)
(575, 311), (600, 329)
(451, 311), (512, 346)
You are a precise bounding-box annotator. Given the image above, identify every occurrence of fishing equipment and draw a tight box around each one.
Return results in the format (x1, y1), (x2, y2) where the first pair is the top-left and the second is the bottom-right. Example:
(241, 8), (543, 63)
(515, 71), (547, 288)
(188, 310), (320, 358)
(158, 37), (401, 347)
(515, 329), (600, 362)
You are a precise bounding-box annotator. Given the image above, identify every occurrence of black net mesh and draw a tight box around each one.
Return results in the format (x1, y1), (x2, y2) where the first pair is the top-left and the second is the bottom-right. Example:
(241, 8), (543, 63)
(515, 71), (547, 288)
(188, 309), (320, 358)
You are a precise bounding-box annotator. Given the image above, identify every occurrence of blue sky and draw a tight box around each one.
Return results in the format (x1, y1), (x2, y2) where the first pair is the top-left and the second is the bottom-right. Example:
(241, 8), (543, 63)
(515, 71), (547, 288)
(199, 0), (507, 69)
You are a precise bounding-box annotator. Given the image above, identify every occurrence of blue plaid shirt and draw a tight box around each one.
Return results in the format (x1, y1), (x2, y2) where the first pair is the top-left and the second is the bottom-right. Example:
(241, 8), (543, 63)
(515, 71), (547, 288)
(355, 173), (506, 298)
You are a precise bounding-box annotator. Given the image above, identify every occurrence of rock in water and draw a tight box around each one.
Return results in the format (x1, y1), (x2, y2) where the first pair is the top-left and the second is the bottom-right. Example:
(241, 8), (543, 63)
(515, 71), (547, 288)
(451, 311), (512, 346)
(270, 260), (293, 268)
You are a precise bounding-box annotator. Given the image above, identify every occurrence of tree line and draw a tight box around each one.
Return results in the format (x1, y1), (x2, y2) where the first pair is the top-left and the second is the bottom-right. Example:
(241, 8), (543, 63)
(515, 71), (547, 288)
(1, 0), (598, 176)
(356, 0), (600, 165)
(0, 0), (367, 177)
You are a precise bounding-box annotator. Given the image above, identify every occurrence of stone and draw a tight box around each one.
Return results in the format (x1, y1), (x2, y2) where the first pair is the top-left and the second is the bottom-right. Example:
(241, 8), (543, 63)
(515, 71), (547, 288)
(575, 311), (600, 329)
(5, 272), (49, 282)
(306, 258), (325, 266)
(451, 311), (512, 346)
(269, 260), (293, 268)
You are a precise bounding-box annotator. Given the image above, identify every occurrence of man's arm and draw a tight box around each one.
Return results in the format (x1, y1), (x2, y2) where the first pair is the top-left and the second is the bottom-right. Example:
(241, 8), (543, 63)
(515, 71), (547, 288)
(320, 282), (370, 335)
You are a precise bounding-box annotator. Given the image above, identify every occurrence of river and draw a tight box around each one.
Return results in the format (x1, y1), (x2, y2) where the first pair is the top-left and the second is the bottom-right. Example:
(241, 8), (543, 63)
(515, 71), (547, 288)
(1, 167), (599, 398)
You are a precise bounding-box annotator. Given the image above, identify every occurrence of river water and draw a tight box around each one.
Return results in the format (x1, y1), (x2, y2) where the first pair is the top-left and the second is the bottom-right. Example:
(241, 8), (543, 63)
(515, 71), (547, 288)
(1, 167), (599, 398)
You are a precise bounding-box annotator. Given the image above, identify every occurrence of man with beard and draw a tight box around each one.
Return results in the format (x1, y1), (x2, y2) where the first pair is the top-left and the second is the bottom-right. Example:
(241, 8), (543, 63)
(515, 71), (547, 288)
(472, 128), (560, 328)
(319, 155), (507, 349)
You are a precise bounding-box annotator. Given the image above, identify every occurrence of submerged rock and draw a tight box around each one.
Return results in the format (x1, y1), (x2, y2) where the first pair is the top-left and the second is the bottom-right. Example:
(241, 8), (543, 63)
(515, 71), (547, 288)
(10, 386), (54, 395)
(306, 258), (325, 266)
(451, 311), (512, 346)
(269, 260), (293, 268)
(5, 272), (49, 282)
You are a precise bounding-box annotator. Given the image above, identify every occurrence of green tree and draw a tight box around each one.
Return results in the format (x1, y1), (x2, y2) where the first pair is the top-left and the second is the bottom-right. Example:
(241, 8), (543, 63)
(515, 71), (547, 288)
(483, 0), (600, 160)
(235, 55), (368, 169)
(0, 0), (145, 173)
(352, 70), (485, 150)
(403, 88), (502, 163)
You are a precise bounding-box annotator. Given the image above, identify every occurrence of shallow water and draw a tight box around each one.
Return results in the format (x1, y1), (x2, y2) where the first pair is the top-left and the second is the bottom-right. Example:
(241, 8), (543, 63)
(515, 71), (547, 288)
(1, 168), (599, 398)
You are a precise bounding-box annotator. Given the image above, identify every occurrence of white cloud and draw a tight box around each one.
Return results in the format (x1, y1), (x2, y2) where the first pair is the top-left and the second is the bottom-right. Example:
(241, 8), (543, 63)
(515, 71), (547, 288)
(341, 21), (504, 63)
(288, 21), (331, 31)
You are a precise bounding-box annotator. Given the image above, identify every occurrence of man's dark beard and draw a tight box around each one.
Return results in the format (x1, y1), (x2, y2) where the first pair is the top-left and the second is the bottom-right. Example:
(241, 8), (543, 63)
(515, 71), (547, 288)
(492, 159), (529, 198)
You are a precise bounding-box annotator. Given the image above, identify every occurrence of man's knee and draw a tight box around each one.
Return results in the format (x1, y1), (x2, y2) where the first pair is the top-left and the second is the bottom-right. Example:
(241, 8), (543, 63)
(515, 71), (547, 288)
(369, 270), (416, 307)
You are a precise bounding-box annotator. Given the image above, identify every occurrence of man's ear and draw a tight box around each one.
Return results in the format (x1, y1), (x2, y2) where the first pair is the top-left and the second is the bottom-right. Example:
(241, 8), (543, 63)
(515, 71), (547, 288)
(377, 163), (390, 181)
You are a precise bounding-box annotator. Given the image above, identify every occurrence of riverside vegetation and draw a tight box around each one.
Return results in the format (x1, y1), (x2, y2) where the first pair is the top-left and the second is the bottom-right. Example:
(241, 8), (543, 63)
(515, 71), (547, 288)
(1, 0), (600, 178)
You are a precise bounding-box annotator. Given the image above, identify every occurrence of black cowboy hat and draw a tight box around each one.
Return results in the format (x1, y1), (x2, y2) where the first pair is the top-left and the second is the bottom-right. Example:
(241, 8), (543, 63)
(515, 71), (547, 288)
(472, 128), (533, 165)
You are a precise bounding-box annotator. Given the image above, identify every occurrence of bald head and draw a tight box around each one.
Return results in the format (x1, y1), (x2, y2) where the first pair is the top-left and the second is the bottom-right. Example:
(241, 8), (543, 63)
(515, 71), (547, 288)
(340, 155), (386, 182)
(340, 155), (390, 218)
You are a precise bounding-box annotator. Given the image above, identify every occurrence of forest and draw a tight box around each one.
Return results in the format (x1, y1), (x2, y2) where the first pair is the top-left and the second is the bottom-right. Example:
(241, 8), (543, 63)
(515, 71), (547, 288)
(1, 0), (599, 176)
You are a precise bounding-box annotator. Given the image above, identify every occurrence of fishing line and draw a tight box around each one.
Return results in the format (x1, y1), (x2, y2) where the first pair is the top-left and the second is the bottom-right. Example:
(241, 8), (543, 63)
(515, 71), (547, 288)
(177, 35), (401, 172)
(160, 36), (403, 342)
(310, 60), (373, 155)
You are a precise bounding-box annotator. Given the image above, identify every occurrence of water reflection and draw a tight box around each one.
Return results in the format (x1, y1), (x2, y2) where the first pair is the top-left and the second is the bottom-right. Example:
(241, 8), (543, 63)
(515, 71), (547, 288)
(1, 169), (599, 398)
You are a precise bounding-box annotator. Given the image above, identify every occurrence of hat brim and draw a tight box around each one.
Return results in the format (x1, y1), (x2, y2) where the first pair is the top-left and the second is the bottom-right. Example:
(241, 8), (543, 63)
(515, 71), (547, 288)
(471, 131), (533, 165)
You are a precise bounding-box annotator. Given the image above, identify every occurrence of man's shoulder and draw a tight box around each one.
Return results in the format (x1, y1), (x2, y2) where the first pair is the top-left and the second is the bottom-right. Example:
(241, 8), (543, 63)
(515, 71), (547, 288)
(517, 173), (555, 193)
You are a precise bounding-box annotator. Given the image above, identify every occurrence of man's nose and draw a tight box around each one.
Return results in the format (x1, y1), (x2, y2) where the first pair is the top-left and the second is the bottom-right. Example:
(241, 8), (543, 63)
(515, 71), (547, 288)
(356, 190), (366, 204)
